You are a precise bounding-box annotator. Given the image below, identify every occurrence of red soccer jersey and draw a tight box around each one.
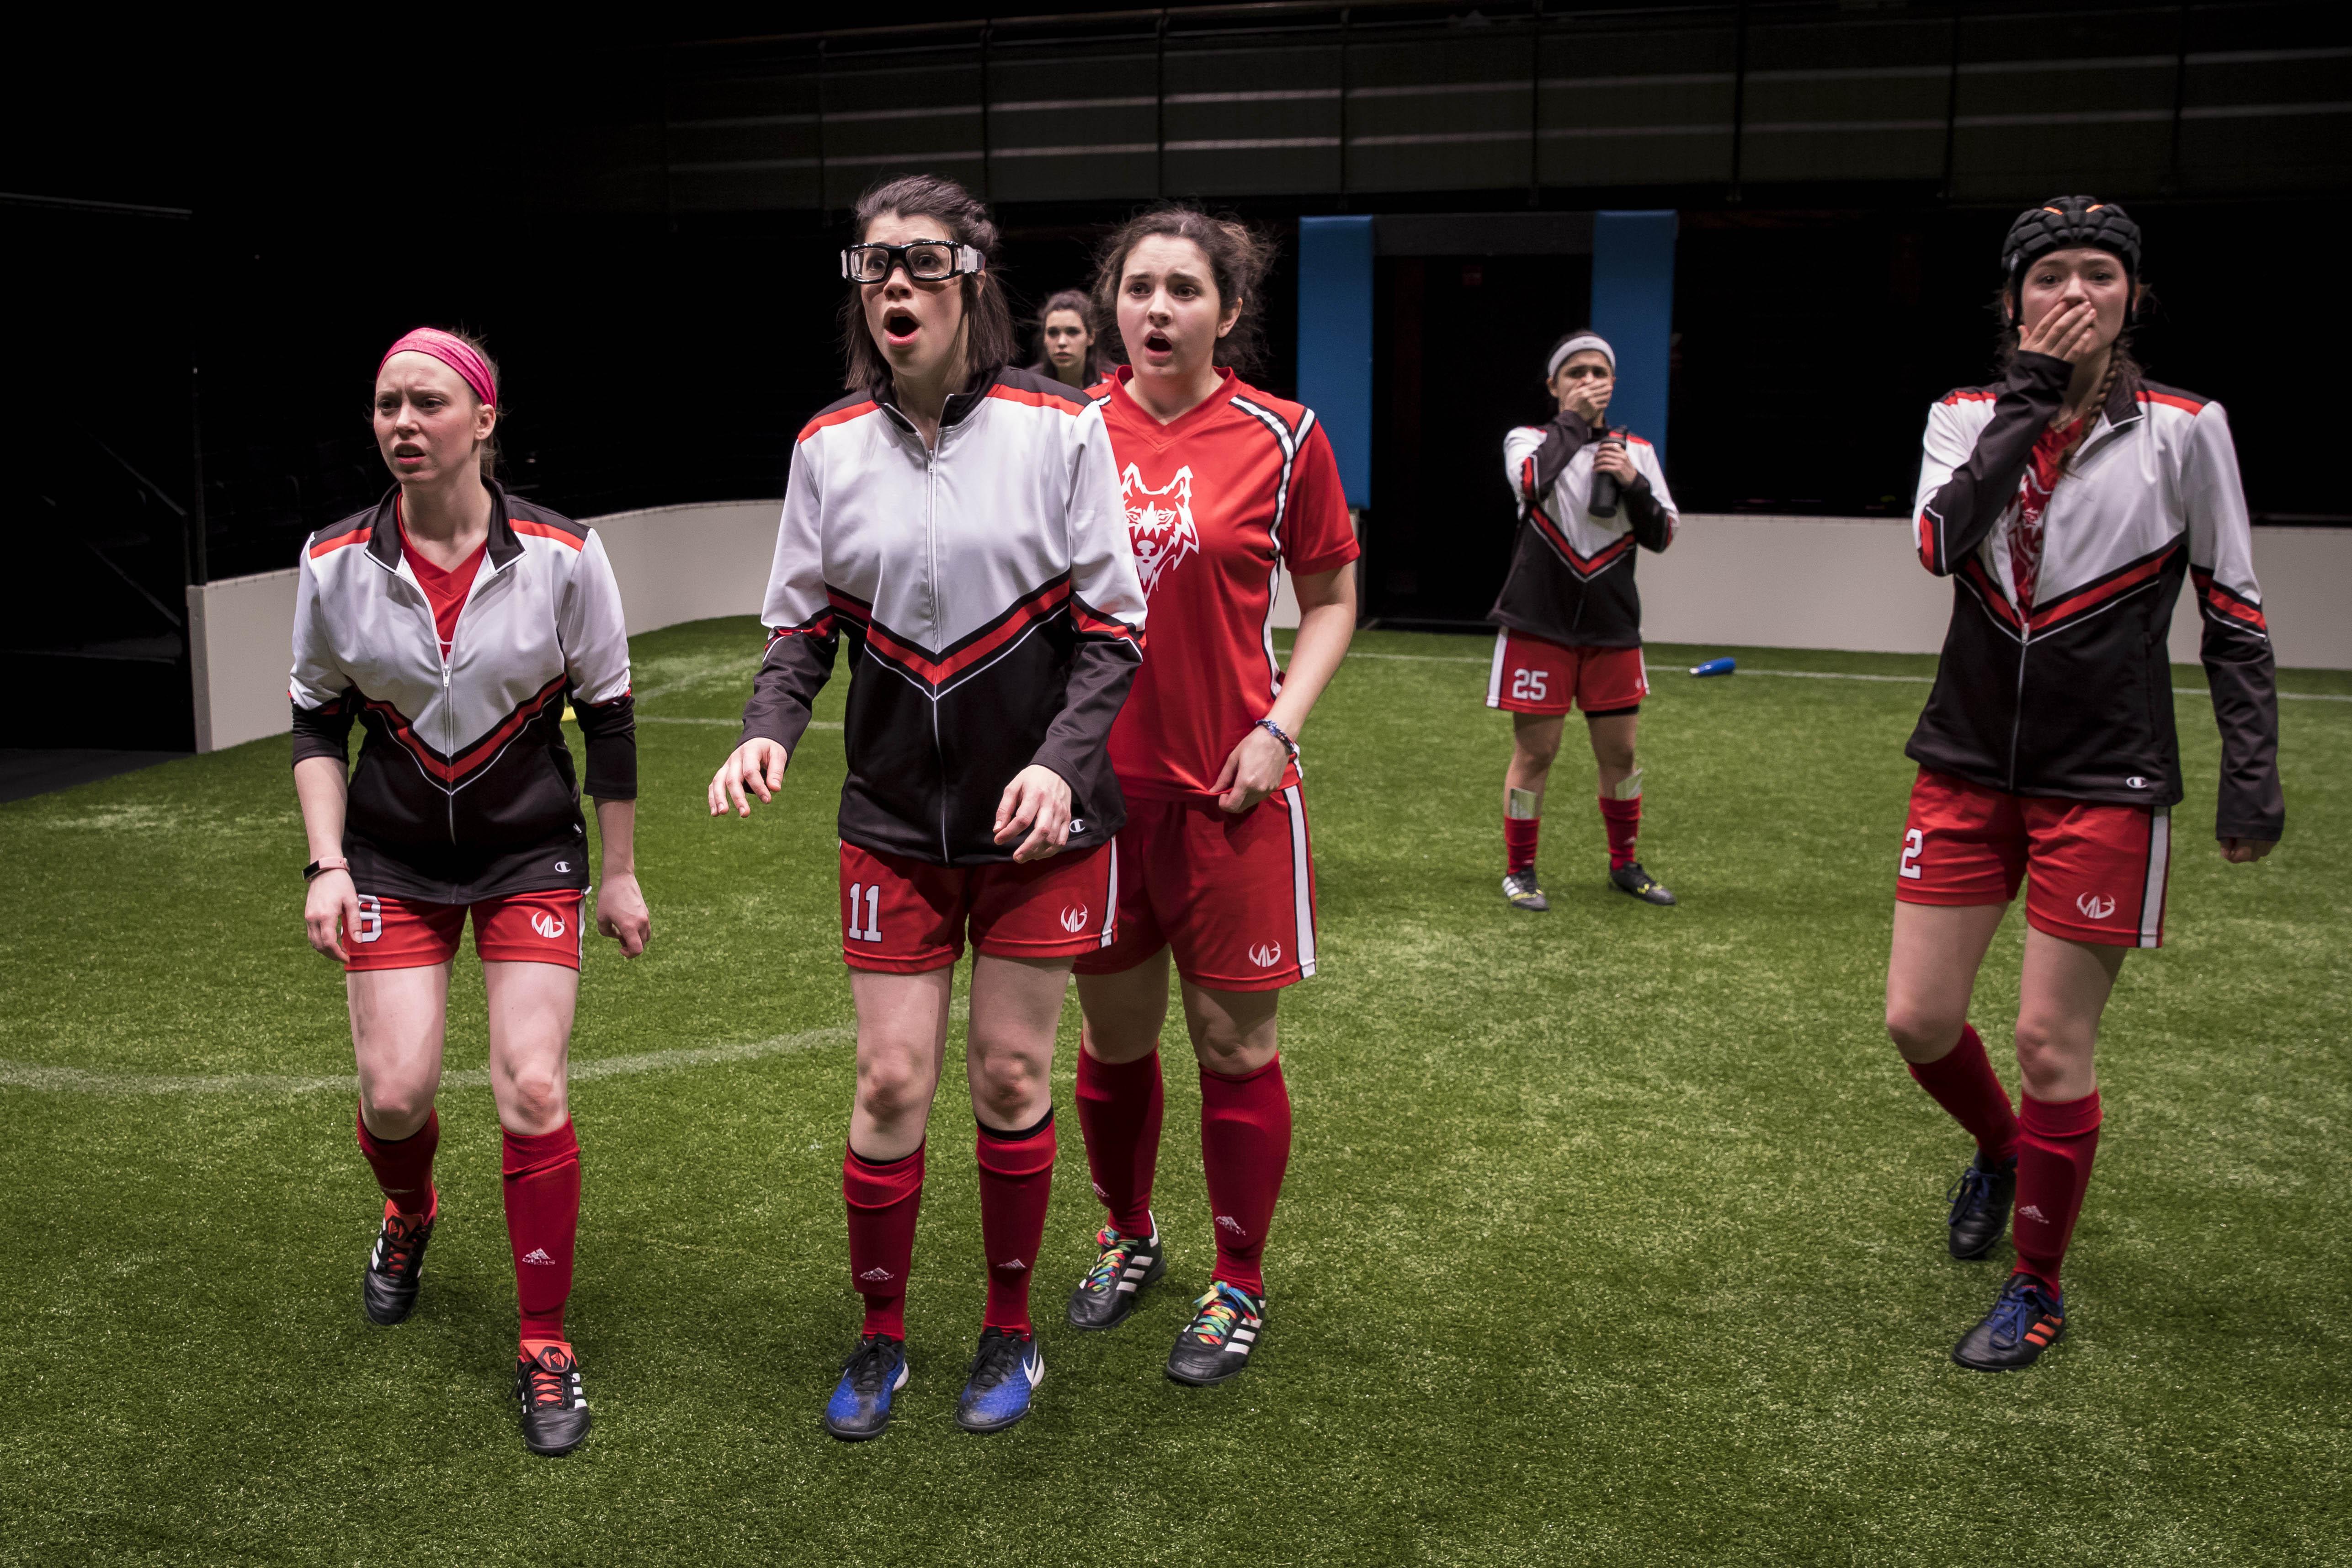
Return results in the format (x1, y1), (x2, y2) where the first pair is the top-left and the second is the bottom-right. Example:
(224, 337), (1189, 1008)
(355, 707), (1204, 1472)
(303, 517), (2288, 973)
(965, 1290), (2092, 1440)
(1097, 368), (1360, 801)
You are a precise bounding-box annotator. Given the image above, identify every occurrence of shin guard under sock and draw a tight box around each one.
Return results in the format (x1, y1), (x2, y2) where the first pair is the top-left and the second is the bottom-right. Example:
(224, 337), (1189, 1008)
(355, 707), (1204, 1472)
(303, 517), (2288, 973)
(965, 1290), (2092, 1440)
(1905, 1025), (2022, 1163)
(1199, 1057), (1293, 1297)
(844, 1143), (925, 1339)
(975, 1112), (1057, 1334)
(357, 1107), (440, 1218)
(2012, 1090), (2102, 1290)
(501, 1120), (581, 1341)
(1598, 795), (1641, 871)
(1075, 1047), (1162, 1237)
(1503, 814), (1541, 877)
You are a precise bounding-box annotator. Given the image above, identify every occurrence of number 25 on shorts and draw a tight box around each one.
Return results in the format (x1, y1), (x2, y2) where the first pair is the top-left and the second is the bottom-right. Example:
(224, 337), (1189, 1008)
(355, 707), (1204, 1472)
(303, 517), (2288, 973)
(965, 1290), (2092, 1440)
(846, 882), (882, 943)
(1511, 667), (1549, 703)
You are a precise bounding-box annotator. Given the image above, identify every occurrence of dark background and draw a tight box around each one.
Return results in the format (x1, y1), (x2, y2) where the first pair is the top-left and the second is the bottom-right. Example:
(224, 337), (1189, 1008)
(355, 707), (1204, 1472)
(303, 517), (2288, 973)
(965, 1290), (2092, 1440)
(7, 1), (2345, 744)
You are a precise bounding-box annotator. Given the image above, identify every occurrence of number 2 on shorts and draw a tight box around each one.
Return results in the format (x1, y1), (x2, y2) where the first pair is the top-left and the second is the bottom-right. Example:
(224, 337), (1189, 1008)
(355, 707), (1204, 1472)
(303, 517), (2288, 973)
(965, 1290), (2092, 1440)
(846, 882), (882, 942)
(1511, 667), (1549, 702)
(1899, 828), (1924, 881)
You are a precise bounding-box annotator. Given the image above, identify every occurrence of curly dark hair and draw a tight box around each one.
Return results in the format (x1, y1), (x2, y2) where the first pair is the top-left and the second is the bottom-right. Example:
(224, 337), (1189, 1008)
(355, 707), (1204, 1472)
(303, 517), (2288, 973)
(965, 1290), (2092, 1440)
(1089, 204), (1274, 375)
(838, 174), (1017, 397)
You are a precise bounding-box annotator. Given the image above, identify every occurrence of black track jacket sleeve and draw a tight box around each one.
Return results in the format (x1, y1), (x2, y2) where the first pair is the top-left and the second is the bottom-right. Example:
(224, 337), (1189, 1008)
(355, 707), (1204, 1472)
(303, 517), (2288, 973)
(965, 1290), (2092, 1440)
(1517, 410), (1593, 500)
(1623, 474), (1670, 552)
(740, 439), (842, 758)
(1029, 404), (1144, 789)
(2182, 402), (2284, 841)
(1914, 352), (2070, 575)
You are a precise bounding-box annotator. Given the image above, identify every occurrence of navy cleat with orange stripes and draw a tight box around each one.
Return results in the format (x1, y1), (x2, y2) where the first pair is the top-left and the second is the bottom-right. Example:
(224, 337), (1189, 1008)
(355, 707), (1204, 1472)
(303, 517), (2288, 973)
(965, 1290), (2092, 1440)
(1952, 1272), (2065, 1371)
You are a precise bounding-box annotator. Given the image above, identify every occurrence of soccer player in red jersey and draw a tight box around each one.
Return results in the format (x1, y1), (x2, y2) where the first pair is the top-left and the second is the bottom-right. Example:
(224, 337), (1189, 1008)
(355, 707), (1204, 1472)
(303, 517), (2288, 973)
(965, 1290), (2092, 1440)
(708, 177), (1145, 1438)
(1061, 206), (1359, 1385)
(292, 327), (650, 1456)
(1491, 330), (1679, 912)
(1890, 198), (2281, 1369)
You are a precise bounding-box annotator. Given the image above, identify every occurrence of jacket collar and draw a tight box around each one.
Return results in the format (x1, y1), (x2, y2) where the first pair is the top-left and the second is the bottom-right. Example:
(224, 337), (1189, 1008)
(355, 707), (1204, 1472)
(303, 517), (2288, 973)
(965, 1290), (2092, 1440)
(367, 480), (523, 574)
(2075, 363), (2145, 462)
(873, 365), (1006, 438)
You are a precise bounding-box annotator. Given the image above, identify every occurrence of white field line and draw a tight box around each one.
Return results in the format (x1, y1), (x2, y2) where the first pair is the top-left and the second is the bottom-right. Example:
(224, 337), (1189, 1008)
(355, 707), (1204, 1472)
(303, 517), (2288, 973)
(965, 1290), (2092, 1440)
(1336, 651), (2350, 701)
(638, 716), (843, 728)
(0, 1024), (852, 1098)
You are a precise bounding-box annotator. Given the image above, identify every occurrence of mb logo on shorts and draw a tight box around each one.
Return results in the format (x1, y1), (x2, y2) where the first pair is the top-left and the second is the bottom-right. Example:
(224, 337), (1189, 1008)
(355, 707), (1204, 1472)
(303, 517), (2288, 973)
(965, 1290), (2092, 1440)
(1059, 904), (1090, 934)
(531, 910), (568, 940)
(1249, 941), (1282, 968)
(2077, 893), (2117, 920)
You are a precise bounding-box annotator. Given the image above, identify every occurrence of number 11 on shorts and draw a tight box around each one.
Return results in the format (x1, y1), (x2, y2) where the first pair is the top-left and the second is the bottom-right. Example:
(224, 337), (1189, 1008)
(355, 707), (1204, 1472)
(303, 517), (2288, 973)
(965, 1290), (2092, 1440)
(846, 882), (882, 942)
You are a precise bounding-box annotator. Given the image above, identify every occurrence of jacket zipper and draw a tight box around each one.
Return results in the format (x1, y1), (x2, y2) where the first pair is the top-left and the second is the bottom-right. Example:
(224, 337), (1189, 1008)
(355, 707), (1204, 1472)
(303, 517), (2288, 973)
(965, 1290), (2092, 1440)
(925, 430), (951, 861)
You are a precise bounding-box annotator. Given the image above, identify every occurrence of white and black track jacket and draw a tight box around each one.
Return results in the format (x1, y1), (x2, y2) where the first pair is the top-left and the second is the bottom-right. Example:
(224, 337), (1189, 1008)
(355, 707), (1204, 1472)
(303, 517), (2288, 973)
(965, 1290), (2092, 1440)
(740, 366), (1147, 865)
(1493, 412), (1677, 648)
(1909, 351), (2282, 840)
(290, 484), (636, 902)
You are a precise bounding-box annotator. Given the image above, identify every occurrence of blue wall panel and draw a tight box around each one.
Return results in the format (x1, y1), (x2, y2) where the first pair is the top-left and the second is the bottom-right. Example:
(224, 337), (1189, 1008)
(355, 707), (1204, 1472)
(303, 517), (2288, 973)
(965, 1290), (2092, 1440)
(1295, 215), (1375, 507)
(1589, 210), (1678, 459)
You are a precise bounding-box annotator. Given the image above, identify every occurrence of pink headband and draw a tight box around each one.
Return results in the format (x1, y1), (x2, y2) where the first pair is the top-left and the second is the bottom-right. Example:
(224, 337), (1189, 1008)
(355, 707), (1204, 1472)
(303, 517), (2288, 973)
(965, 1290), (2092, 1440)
(378, 328), (497, 407)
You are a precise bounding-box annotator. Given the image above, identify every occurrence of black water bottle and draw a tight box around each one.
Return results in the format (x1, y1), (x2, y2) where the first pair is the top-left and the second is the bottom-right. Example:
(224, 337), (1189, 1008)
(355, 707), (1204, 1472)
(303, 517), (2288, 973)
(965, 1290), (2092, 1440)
(1588, 428), (1627, 519)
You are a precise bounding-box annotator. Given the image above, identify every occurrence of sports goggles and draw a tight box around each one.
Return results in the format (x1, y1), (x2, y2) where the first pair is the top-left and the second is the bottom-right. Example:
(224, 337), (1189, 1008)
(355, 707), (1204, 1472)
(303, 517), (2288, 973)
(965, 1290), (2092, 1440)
(841, 240), (987, 284)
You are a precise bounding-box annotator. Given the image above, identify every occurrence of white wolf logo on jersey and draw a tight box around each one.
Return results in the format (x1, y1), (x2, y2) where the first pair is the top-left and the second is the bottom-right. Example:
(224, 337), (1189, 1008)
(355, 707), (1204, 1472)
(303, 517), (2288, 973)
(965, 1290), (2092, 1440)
(1121, 463), (1200, 599)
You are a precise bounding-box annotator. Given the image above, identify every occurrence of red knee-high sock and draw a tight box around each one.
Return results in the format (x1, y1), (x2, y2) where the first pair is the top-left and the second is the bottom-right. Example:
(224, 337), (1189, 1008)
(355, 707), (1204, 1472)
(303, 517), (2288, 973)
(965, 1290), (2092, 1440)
(1503, 815), (1542, 876)
(844, 1143), (925, 1340)
(1075, 1047), (1163, 1237)
(1200, 1057), (1293, 1297)
(357, 1107), (439, 1218)
(1598, 795), (1641, 871)
(1905, 1025), (2021, 1163)
(502, 1120), (581, 1343)
(2012, 1090), (2102, 1291)
(976, 1112), (1057, 1334)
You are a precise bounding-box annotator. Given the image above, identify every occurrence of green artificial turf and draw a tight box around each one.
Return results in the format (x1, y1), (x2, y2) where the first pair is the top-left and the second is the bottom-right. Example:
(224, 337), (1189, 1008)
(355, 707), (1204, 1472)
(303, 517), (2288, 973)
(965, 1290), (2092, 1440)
(2, 621), (2347, 1566)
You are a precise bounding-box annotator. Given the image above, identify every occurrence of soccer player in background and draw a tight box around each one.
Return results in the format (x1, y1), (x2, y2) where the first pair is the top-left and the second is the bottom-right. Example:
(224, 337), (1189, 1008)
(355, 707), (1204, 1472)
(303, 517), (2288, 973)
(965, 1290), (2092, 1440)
(1490, 331), (1679, 911)
(1061, 206), (1359, 1385)
(1889, 197), (2281, 1369)
(291, 326), (650, 1457)
(1027, 287), (1104, 390)
(708, 175), (1145, 1438)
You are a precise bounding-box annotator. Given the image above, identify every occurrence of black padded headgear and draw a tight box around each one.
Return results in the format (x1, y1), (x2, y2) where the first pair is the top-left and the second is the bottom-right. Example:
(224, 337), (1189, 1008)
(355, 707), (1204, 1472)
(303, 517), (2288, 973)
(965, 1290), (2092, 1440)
(2001, 196), (2142, 298)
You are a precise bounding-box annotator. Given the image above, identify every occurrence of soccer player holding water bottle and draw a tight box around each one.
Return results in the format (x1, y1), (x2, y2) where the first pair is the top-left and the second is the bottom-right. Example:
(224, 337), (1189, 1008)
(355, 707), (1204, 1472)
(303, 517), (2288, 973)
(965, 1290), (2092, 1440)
(1490, 330), (1679, 911)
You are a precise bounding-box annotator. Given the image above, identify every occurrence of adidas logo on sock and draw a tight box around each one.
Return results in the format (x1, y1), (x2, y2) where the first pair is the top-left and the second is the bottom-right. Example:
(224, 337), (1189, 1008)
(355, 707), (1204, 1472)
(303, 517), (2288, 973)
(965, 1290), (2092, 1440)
(2017, 1204), (2049, 1224)
(998, 1259), (1028, 1272)
(1216, 1214), (1246, 1237)
(520, 1248), (556, 1265)
(858, 1266), (896, 1283)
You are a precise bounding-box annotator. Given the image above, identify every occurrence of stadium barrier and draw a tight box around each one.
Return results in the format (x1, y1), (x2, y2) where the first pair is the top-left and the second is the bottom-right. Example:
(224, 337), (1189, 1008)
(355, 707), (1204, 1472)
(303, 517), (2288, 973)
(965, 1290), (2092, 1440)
(186, 504), (2352, 754)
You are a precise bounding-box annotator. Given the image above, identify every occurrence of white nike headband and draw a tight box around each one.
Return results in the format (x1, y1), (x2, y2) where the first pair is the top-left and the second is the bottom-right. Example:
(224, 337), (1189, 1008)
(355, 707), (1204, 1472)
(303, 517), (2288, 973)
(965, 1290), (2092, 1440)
(1547, 333), (1615, 380)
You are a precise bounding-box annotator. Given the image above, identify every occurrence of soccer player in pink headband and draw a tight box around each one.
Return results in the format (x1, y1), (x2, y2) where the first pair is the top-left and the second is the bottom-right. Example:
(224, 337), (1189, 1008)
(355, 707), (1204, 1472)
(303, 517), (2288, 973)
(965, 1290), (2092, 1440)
(290, 325), (649, 1455)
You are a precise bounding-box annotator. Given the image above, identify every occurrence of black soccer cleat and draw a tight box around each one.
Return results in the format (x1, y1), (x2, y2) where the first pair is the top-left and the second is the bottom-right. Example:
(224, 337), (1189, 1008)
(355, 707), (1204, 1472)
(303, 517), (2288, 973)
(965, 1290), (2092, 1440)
(1945, 1151), (2018, 1260)
(515, 1339), (593, 1456)
(1609, 862), (1676, 905)
(1952, 1273), (2065, 1371)
(1067, 1219), (1167, 1331)
(824, 1334), (909, 1441)
(1501, 872), (1550, 912)
(361, 1200), (435, 1327)
(1166, 1283), (1264, 1387)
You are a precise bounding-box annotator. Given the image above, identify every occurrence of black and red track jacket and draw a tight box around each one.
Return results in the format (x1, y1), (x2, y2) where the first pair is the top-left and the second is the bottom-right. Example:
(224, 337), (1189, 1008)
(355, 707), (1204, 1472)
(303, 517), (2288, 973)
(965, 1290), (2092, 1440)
(1492, 410), (1678, 648)
(290, 483), (636, 903)
(1908, 352), (2283, 840)
(740, 366), (1148, 866)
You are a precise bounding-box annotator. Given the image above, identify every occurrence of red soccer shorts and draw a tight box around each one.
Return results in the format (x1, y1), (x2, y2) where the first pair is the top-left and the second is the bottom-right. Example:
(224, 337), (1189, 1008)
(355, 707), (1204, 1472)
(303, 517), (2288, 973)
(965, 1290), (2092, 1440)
(344, 888), (585, 972)
(1897, 769), (2171, 948)
(1074, 787), (1318, 993)
(1485, 629), (1648, 716)
(840, 841), (1115, 973)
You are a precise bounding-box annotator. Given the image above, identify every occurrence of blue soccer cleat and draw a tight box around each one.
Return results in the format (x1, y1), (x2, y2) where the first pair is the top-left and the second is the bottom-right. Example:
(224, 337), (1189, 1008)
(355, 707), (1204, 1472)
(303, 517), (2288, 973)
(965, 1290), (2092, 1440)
(956, 1327), (1044, 1433)
(824, 1334), (909, 1440)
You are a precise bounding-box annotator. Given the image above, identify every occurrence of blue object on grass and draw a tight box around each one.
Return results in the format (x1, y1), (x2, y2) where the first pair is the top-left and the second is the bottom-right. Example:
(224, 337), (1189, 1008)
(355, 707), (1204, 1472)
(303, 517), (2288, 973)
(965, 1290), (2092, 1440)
(1689, 658), (1736, 677)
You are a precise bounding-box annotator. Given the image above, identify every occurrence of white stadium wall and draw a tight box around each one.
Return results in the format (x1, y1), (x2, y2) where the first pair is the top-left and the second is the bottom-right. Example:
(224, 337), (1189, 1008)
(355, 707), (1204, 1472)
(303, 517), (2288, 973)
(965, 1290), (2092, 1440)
(186, 505), (2352, 754)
